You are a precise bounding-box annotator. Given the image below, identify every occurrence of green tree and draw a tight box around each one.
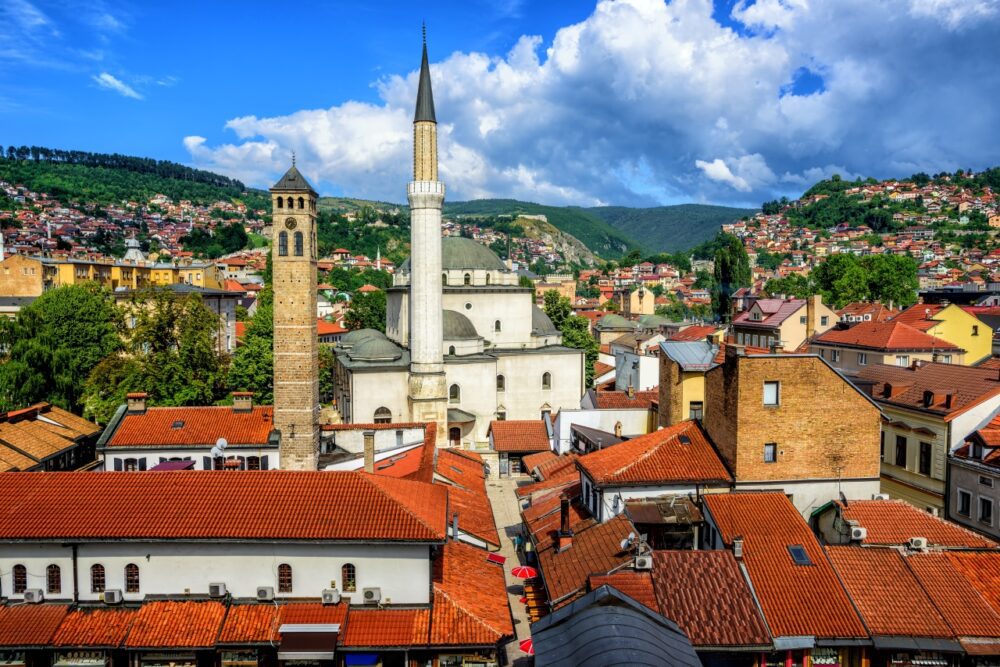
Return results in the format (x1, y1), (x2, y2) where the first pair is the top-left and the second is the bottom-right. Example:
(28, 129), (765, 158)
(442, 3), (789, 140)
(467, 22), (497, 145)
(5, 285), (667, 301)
(345, 290), (387, 331)
(561, 315), (600, 388)
(763, 273), (813, 299)
(711, 233), (751, 321)
(542, 290), (572, 330)
(228, 288), (274, 403)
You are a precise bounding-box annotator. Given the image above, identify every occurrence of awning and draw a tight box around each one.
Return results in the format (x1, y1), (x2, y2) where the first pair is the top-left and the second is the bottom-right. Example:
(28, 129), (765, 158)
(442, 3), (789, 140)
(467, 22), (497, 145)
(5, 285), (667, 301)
(873, 636), (962, 653)
(448, 408), (476, 424)
(773, 636), (815, 650)
(343, 655), (380, 666)
(277, 623), (339, 661)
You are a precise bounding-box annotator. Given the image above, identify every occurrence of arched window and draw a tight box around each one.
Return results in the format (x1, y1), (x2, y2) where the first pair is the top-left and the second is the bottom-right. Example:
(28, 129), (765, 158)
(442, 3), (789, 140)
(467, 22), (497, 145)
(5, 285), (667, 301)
(278, 563), (293, 593)
(91, 564), (105, 593)
(463, 273), (471, 285)
(542, 372), (552, 390)
(47, 564), (61, 594)
(125, 564), (140, 593)
(278, 231), (288, 257)
(374, 407), (392, 424)
(485, 274), (491, 285)
(342, 563), (356, 592)
(449, 384), (460, 404)
(494, 320), (502, 333)
(12, 564), (26, 594)
(294, 231), (304, 257)
(442, 273), (448, 285)
(449, 427), (461, 447)
(276, 196), (284, 209)
(298, 196), (305, 209)
(497, 374), (506, 391)
(448, 345), (456, 355)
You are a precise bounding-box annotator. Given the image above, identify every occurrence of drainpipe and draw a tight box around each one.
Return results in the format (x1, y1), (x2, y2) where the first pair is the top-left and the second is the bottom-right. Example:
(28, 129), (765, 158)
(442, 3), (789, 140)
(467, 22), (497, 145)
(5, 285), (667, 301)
(71, 544), (79, 602)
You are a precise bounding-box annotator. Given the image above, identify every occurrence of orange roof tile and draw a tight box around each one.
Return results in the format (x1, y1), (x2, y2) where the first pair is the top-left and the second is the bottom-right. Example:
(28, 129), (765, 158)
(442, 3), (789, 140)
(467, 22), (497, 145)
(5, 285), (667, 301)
(893, 303), (944, 332)
(703, 493), (867, 639)
(589, 390), (658, 410)
(650, 551), (771, 648)
(577, 420), (731, 487)
(107, 405), (275, 447)
(373, 446), (427, 478)
(341, 608), (430, 647)
(856, 362), (1000, 420)
(594, 361), (614, 377)
(588, 571), (658, 611)
(0, 471), (447, 542)
(838, 499), (997, 548)
(523, 488), (590, 552)
(217, 604), (277, 644)
(522, 451), (558, 473)
(445, 483), (499, 547)
(515, 466), (578, 499)
(945, 552), (1000, 615)
(488, 420), (550, 453)
(0, 604), (69, 646)
(51, 607), (138, 647)
(317, 319), (347, 335)
(434, 447), (485, 489)
(669, 325), (719, 342)
(125, 601), (227, 648)
(535, 453), (578, 481)
(906, 553), (1000, 637)
(430, 541), (513, 645)
(826, 547), (953, 638)
(536, 513), (635, 606)
(815, 320), (959, 352)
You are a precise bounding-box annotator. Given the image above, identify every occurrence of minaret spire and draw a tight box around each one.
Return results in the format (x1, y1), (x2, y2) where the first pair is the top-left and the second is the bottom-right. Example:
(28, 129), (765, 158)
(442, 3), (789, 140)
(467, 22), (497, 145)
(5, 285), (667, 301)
(414, 27), (436, 123)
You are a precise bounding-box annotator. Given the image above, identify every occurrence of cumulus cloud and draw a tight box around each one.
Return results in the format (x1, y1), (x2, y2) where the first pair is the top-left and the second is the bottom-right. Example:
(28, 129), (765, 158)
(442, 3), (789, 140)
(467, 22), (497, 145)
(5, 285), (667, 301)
(92, 72), (142, 99)
(185, 0), (1000, 206)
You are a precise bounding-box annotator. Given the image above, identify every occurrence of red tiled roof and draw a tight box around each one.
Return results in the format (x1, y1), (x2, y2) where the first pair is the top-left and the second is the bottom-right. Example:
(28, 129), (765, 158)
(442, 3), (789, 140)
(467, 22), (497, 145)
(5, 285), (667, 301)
(0, 604), (69, 646)
(515, 466), (578, 499)
(814, 321), (960, 352)
(521, 450), (558, 473)
(577, 420), (731, 487)
(219, 602), (349, 645)
(945, 552), (1000, 615)
(703, 493), (867, 639)
(341, 608), (430, 647)
(373, 446), (426, 479)
(733, 298), (804, 329)
(445, 483), (500, 547)
(589, 390), (658, 410)
(893, 303), (945, 332)
(317, 318), (347, 335)
(107, 405), (274, 447)
(650, 551), (771, 648)
(669, 325), (719, 342)
(489, 420), (550, 453)
(856, 362), (1000, 420)
(435, 447), (484, 488)
(906, 552), (1000, 637)
(826, 547), (953, 638)
(594, 361), (614, 377)
(838, 499), (997, 548)
(523, 488), (590, 552)
(51, 608), (138, 647)
(588, 571), (658, 611)
(536, 513), (635, 606)
(430, 541), (513, 645)
(124, 601), (226, 648)
(837, 302), (900, 322)
(0, 471), (447, 542)
(535, 453), (578, 481)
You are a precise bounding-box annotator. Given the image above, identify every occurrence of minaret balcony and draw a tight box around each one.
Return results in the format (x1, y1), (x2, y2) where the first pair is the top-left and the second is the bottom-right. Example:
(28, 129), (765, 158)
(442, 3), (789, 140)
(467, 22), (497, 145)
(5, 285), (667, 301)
(407, 181), (445, 197)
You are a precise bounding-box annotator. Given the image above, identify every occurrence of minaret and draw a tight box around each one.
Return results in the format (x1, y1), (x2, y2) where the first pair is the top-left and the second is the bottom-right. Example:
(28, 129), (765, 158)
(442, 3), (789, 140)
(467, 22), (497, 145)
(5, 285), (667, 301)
(408, 29), (448, 447)
(270, 159), (320, 469)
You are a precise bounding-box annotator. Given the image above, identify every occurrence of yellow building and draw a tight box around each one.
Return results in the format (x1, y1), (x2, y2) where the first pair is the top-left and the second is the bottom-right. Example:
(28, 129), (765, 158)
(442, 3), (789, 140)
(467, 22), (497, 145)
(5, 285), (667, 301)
(892, 302), (992, 365)
(658, 339), (717, 426)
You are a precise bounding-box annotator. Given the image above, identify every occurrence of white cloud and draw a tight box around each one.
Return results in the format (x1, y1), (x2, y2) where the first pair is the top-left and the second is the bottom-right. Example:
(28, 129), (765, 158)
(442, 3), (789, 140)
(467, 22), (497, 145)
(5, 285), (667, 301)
(92, 72), (142, 99)
(185, 0), (1000, 206)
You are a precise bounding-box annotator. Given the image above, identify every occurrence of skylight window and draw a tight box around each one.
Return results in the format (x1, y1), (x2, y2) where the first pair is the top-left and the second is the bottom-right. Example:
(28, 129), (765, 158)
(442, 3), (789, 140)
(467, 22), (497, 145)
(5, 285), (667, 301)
(788, 545), (812, 566)
(171, 420), (184, 429)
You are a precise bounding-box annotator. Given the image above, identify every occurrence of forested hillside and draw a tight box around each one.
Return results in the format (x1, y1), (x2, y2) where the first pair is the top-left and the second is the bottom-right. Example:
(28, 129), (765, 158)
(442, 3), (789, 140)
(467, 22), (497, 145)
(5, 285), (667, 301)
(586, 203), (757, 253)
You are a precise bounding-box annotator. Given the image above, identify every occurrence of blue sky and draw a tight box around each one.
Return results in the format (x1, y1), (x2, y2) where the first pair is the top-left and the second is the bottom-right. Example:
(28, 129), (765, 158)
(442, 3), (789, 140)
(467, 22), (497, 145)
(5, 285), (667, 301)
(3, 0), (1000, 207)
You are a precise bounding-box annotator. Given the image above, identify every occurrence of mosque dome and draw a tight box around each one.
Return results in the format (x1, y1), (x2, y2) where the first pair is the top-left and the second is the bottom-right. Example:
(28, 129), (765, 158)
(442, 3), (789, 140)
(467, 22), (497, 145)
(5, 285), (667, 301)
(637, 314), (671, 329)
(597, 314), (633, 329)
(348, 337), (403, 362)
(339, 328), (387, 349)
(443, 310), (479, 340)
(400, 237), (508, 272)
(531, 306), (560, 336)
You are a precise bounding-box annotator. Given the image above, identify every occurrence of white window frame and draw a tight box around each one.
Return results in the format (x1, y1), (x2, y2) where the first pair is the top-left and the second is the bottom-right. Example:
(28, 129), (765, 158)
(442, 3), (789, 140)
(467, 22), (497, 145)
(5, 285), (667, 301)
(858, 352), (867, 365)
(763, 381), (780, 406)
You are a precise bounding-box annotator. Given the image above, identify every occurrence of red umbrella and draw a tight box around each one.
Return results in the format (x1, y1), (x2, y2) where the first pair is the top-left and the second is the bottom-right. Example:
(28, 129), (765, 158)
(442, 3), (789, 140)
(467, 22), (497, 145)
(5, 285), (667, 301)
(519, 638), (534, 655)
(519, 596), (527, 604)
(511, 565), (538, 578)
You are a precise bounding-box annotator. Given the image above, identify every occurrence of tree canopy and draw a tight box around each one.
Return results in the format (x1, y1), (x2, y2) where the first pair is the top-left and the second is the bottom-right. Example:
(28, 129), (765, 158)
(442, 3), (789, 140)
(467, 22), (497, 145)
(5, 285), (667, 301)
(711, 233), (751, 321)
(764, 253), (919, 309)
(345, 290), (387, 332)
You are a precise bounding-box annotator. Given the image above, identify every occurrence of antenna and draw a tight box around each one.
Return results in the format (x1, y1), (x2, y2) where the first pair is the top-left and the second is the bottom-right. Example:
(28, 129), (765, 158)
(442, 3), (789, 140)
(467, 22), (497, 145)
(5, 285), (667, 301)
(422, 21), (427, 45)
(292, 151), (296, 167)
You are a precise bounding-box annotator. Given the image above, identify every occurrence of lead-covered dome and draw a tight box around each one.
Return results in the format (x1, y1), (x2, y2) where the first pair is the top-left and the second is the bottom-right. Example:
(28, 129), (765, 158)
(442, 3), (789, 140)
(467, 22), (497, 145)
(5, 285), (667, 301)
(348, 337), (403, 362)
(443, 310), (479, 340)
(400, 237), (508, 272)
(339, 328), (387, 349)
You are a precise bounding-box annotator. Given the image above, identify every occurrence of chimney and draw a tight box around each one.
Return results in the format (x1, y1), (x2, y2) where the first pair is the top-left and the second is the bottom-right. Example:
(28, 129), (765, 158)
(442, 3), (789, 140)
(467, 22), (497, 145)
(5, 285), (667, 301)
(806, 294), (821, 339)
(232, 391), (253, 412)
(770, 341), (784, 354)
(614, 421), (623, 438)
(627, 384), (635, 399)
(557, 494), (574, 552)
(126, 392), (148, 414)
(363, 430), (375, 474)
(733, 536), (744, 561)
(725, 343), (746, 360)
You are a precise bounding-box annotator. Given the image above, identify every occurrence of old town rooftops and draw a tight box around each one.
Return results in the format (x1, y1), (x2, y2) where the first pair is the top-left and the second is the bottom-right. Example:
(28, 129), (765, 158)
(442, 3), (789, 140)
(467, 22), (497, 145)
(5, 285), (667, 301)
(832, 498), (997, 549)
(104, 404), (276, 448)
(855, 361), (1000, 420)
(0, 471), (448, 542)
(814, 320), (961, 352)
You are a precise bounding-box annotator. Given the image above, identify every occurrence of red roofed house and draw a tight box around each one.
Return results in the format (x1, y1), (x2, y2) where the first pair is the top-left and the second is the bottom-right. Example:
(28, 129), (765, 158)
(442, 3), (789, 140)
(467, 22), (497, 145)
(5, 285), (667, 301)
(950, 414), (1000, 540)
(892, 302), (992, 365)
(732, 295), (839, 352)
(488, 419), (551, 476)
(810, 320), (964, 373)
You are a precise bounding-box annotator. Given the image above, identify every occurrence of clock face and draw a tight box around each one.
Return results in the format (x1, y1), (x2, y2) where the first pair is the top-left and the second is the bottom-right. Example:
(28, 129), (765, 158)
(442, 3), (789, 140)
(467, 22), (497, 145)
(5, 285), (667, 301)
(284, 218), (297, 230)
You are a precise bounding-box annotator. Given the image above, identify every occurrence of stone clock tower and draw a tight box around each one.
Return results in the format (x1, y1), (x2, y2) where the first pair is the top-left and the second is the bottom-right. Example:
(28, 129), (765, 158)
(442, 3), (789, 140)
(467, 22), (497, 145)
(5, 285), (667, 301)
(270, 162), (320, 469)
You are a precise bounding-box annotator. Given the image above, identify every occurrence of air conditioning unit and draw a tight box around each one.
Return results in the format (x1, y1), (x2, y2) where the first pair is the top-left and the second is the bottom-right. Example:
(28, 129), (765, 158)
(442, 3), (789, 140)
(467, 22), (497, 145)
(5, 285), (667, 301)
(23, 589), (43, 604)
(362, 587), (381, 604)
(209, 582), (227, 598)
(634, 555), (652, 570)
(850, 526), (868, 542)
(256, 586), (274, 601)
(103, 589), (123, 605)
(322, 588), (341, 605)
(908, 536), (928, 551)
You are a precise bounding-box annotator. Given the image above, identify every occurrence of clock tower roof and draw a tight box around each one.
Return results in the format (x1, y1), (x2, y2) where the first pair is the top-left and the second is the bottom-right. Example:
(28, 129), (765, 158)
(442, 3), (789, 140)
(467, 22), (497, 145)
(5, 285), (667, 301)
(271, 164), (317, 196)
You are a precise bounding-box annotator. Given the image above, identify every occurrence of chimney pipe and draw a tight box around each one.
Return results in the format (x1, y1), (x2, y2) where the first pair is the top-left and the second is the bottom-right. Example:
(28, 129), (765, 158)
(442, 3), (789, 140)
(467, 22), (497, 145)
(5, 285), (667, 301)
(733, 536), (744, 560)
(126, 392), (148, 415)
(232, 391), (253, 412)
(806, 294), (821, 340)
(452, 513), (459, 541)
(363, 430), (375, 474)
(557, 494), (574, 552)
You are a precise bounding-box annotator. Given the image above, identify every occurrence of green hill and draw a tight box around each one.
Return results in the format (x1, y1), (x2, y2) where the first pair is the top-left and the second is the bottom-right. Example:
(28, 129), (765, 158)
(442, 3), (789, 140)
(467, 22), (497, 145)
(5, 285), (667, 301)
(585, 204), (757, 253)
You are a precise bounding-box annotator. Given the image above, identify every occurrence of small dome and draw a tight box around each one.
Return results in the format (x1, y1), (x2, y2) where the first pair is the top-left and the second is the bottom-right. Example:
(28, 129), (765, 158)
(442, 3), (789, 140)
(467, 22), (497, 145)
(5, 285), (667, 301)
(400, 237), (508, 272)
(339, 328), (386, 349)
(443, 310), (479, 340)
(637, 314), (670, 329)
(348, 337), (403, 362)
(531, 306), (560, 336)
(597, 314), (632, 329)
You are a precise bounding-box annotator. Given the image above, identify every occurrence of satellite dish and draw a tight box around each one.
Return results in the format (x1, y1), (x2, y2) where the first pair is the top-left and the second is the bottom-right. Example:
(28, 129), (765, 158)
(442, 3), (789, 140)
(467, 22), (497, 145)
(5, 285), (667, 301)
(216, 438), (228, 450)
(619, 536), (631, 551)
(628, 532), (636, 542)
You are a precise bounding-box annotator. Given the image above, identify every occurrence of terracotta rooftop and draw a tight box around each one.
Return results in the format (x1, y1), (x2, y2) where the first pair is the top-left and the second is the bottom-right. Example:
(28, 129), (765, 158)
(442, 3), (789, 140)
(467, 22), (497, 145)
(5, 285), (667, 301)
(588, 389), (659, 410)
(515, 465), (578, 500)
(837, 302), (900, 323)
(445, 483), (500, 547)
(668, 325), (719, 342)
(855, 362), (1000, 420)
(341, 608), (430, 647)
(577, 420), (731, 487)
(906, 552), (1000, 638)
(814, 321), (960, 352)
(521, 450), (558, 473)
(535, 453), (579, 481)
(892, 303), (945, 332)
(703, 493), (867, 639)
(124, 601), (227, 648)
(650, 550), (771, 649)
(536, 513), (635, 606)
(733, 298), (804, 329)
(945, 552), (1000, 615)
(488, 420), (550, 453)
(431, 541), (514, 645)
(0, 604), (68, 646)
(523, 487), (591, 552)
(588, 571), (658, 612)
(51, 608), (139, 647)
(106, 405), (275, 447)
(0, 471), (447, 542)
(594, 361), (614, 377)
(836, 499), (997, 548)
